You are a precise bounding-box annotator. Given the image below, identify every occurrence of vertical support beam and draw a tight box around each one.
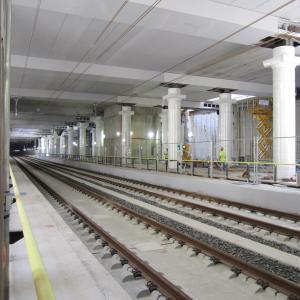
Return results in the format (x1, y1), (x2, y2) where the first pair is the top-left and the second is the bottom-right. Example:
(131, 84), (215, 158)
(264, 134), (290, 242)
(163, 88), (186, 169)
(119, 107), (134, 159)
(41, 136), (46, 154)
(53, 132), (59, 154)
(0, 0), (11, 298)
(263, 45), (300, 179)
(48, 135), (53, 155)
(160, 108), (168, 158)
(78, 122), (89, 156)
(37, 138), (41, 153)
(218, 93), (233, 162)
(67, 126), (74, 155)
(44, 136), (49, 155)
(59, 132), (66, 155)
(91, 128), (96, 156)
(91, 116), (104, 156)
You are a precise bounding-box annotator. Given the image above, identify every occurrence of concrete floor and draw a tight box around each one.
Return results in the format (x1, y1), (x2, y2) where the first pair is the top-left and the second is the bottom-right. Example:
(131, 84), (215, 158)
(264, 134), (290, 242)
(9, 161), (131, 300)
(43, 157), (300, 215)
(17, 160), (287, 300)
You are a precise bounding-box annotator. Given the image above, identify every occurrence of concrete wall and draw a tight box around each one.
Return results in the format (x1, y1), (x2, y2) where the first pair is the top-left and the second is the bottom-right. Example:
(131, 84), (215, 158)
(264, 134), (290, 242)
(131, 107), (160, 158)
(104, 105), (122, 157)
(103, 105), (160, 158)
(44, 157), (300, 215)
(186, 111), (218, 160)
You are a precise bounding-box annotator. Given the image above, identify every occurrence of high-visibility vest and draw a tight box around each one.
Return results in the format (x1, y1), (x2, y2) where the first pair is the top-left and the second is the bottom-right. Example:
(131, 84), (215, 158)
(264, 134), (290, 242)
(219, 150), (226, 162)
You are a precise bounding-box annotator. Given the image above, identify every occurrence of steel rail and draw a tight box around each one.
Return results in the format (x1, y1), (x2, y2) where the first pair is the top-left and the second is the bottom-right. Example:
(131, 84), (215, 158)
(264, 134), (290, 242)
(17, 159), (192, 300)
(28, 156), (300, 223)
(24, 157), (300, 238)
(18, 158), (300, 298)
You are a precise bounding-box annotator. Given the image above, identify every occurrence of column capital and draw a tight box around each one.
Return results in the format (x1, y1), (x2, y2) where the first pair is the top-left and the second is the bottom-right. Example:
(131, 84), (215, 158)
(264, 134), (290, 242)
(90, 116), (103, 123)
(77, 122), (89, 129)
(119, 106), (134, 116)
(163, 88), (186, 102)
(263, 45), (300, 69)
(160, 108), (168, 119)
(219, 93), (234, 103)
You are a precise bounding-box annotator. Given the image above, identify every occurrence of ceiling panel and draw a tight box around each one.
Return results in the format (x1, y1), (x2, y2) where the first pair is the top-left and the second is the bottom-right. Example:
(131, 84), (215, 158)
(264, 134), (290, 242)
(11, 5), (37, 55)
(45, 14), (93, 61)
(102, 28), (222, 72)
(255, 0), (300, 18)
(28, 10), (67, 58)
(87, 81), (137, 95)
(16, 68), (67, 89)
(231, 0), (272, 10)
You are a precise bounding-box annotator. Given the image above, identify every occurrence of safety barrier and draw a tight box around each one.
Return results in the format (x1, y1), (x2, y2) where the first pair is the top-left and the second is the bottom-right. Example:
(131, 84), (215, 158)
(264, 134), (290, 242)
(9, 165), (56, 300)
(38, 153), (300, 185)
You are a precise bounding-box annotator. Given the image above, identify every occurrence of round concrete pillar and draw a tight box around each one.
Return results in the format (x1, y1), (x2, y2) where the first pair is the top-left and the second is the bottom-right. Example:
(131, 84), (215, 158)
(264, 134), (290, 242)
(218, 93), (233, 162)
(163, 88), (186, 169)
(263, 46), (300, 179)
(67, 126), (74, 155)
(160, 108), (168, 158)
(119, 106), (134, 158)
(78, 123), (89, 156)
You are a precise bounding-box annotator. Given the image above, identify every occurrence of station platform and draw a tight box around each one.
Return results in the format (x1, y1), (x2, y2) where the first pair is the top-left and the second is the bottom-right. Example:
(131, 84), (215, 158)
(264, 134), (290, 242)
(9, 160), (131, 300)
(42, 157), (300, 215)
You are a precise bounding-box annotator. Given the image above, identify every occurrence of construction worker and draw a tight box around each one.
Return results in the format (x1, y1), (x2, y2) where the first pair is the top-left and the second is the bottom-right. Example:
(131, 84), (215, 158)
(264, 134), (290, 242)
(218, 147), (227, 171)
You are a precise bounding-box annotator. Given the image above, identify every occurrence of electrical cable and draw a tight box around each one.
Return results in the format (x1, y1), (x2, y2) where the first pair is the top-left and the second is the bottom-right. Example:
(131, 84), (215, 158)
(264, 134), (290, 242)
(97, 0), (296, 105)
(48, 0), (130, 99)
(18, 0), (42, 89)
(52, 0), (162, 100)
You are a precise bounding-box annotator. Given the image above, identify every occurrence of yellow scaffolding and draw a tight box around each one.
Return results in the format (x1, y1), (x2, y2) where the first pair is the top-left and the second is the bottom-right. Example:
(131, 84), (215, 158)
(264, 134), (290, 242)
(250, 103), (272, 160)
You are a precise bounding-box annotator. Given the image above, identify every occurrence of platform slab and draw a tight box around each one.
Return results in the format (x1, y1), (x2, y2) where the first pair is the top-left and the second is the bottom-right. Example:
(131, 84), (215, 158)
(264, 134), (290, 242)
(43, 157), (300, 215)
(9, 160), (131, 300)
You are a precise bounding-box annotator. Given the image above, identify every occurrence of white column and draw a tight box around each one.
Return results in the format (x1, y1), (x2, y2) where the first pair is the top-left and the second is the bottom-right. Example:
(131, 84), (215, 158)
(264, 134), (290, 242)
(60, 132), (66, 155)
(119, 106), (134, 158)
(91, 128), (96, 156)
(263, 46), (300, 179)
(44, 136), (49, 155)
(218, 93), (233, 162)
(163, 88), (186, 169)
(67, 126), (74, 155)
(37, 138), (41, 153)
(160, 108), (168, 158)
(48, 135), (54, 154)
(53, 131), (59, 154)
(78, 122), (89, 156)
(40, 137), (46, 154)
(91, 116), (104, 156)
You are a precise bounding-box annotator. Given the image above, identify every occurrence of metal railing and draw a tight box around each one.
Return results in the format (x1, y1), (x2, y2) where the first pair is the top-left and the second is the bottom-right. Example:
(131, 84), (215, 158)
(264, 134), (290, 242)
(38, 153), (300, 185)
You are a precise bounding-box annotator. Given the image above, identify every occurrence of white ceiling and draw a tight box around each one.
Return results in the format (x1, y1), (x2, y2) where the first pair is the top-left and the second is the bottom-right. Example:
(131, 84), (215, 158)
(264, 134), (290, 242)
(10, 0), (300, 137)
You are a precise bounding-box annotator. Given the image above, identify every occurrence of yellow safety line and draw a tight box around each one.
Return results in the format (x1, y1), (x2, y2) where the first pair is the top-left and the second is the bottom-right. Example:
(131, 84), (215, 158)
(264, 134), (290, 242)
(9, 165), (56, 300)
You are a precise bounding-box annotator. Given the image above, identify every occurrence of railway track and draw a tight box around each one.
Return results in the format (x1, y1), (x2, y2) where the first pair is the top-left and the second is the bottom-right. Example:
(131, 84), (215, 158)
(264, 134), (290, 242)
(24, 157), (300, 242)
(17, 157), (300, 299)
(16, 158), (191, 300)
(28, 156), (300, 223)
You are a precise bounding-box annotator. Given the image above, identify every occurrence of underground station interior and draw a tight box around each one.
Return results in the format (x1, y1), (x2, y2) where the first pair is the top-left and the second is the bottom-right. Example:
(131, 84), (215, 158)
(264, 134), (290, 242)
(1, 1), (300, 299)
